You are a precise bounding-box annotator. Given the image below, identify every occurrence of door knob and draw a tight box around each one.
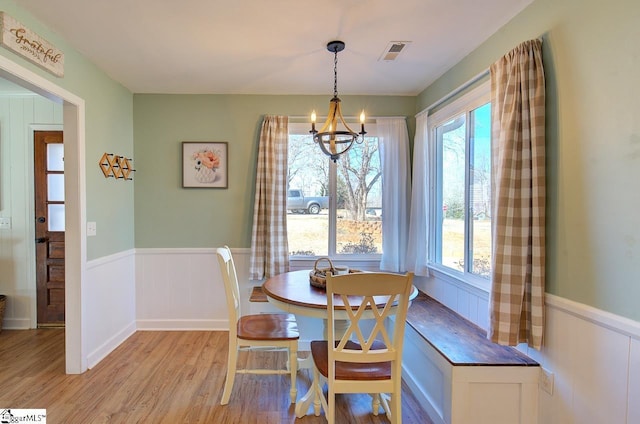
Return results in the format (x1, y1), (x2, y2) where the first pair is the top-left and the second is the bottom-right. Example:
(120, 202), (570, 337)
(35, 237), (47, 243)
(37, 216), (46, 223)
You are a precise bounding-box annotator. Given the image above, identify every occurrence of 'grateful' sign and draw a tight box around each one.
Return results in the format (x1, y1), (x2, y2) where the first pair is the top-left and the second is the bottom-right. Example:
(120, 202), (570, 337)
(0, 12), (64, 77)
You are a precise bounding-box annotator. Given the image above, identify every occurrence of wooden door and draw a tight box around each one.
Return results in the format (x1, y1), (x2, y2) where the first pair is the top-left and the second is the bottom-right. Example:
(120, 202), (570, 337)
(34, 130), (65, 327)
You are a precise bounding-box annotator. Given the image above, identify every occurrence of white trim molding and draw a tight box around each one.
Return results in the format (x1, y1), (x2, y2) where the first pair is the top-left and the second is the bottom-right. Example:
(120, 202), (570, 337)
(545, 293), (640, 340)
(0, 52), (86, 374)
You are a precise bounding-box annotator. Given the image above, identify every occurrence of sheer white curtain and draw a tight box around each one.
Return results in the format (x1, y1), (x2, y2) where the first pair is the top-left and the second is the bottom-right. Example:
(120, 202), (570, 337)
(377, 118), (411, 272)
(406, 112), (430, 277)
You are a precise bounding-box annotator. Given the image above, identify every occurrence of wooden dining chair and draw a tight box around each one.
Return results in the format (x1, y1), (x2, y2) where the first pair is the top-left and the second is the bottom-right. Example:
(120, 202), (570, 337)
(216, 246), (299, 405)
(298, 271), (414, 424)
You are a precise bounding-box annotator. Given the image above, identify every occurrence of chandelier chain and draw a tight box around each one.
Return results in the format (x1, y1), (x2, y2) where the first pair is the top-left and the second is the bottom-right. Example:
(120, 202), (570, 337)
(333, 49), (338, 98)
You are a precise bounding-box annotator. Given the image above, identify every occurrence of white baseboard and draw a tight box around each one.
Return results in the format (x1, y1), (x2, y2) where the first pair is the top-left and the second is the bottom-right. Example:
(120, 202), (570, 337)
(87, 322), (137, 369)
(136, 319), (228, 331)
(1, 317), (31, 330)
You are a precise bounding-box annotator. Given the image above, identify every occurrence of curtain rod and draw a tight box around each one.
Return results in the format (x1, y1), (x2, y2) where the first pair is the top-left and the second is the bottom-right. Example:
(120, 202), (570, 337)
(288, 115), (406, 120)
(416, 68), (489, 118)
(416, 36), (545, 118)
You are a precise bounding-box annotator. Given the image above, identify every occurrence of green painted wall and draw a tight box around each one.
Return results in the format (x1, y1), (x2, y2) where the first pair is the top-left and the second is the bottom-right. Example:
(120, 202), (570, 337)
(0, 0), (134, 260)
(6, 0), (638, 323)
(133, 94), (415, 248)
(418, 0), (640, 321)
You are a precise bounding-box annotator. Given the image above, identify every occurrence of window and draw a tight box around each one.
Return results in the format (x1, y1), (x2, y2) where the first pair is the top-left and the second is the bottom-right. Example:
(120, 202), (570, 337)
(287, 123), (382, 258)
(429, 83), (491, 281)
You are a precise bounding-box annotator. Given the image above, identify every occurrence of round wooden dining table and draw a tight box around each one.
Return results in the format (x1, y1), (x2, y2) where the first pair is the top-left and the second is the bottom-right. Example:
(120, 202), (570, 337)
(262, 269), (418, 329)
(262, 269), (418, 318)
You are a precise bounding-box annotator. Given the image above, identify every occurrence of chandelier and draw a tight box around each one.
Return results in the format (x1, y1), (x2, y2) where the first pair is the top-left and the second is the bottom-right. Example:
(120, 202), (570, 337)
(310, 40), (366, 162)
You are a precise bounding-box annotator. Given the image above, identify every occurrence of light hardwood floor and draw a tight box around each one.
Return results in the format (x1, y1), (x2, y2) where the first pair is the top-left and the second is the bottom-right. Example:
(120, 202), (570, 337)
(0, 329), (433, 423)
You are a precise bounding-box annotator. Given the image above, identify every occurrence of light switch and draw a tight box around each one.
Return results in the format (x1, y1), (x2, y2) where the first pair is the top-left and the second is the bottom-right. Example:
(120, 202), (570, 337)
(87, 221), (97, 236)
(0, 217), (11, 229)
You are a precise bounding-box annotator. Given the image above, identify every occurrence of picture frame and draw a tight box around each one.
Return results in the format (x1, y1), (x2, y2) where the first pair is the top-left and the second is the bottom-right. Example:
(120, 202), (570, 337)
(182, 141), (228, 188)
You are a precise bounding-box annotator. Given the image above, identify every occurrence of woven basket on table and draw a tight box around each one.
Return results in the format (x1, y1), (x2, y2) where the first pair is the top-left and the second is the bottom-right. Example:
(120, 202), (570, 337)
(309, 257), (360, 289)
(0, 295), (6, 333)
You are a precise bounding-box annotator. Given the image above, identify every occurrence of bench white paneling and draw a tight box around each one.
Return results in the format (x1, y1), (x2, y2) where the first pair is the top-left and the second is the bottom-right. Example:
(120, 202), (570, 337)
(404, 325), (450, 424)
(404, 326), (539, 424)
(412, 271), (640, 424)
(452, 366), (539, 424)
(403, 292), (539, 424)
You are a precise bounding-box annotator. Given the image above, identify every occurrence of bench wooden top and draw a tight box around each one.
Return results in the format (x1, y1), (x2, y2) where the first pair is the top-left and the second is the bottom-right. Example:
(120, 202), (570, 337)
(406, 291), (539, 367)
(249, 286), (269, 302)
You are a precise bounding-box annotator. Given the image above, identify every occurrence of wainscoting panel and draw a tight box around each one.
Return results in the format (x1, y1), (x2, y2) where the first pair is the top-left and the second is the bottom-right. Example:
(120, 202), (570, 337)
(412, 272), (640, 424)
(86, 249), (136, 368)
(629, 338), (640, 423)
(135, 248), (227, 330)
(135, 248), (326, 349)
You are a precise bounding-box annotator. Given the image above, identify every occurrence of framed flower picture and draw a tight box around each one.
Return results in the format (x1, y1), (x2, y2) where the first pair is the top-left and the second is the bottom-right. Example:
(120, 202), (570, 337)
(182, 142), (228, 188)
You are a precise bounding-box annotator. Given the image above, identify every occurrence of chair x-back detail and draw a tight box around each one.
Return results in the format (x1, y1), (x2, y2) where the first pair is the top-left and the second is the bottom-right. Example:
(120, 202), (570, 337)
(296, 271), (414, 423)
(216, 246), (299, 405)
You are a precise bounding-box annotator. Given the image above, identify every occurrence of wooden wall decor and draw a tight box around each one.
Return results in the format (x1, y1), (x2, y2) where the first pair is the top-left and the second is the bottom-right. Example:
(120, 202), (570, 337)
(0, 12), (64, 77)
(99, 153), (135, 180)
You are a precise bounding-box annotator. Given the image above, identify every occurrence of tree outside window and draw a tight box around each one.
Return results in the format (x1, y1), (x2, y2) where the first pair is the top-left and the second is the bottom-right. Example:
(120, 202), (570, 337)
(432, 97), (491, 279)
(287, 124), (382, 258)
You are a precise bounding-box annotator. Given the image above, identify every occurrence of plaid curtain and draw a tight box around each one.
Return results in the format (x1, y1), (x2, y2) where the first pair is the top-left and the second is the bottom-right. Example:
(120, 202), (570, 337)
(249, 115), (289, 280)
(488, 39), (545, 349)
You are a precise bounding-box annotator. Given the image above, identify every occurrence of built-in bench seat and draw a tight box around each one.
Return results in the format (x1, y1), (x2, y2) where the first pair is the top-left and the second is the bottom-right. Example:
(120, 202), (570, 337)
(249, 286), (268, 303)
(403, 291), (540, 424)
(247, 285), (273, 314)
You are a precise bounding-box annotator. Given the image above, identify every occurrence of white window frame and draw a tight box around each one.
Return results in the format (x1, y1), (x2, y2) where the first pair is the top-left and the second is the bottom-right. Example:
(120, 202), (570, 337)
(427, 82), (491, 292)
(287, 121), (382, 270)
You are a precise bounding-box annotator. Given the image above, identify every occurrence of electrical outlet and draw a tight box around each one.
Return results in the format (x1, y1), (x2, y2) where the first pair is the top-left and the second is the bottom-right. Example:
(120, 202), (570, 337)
(0, 217), (10, 229)
(540, 367), (554, 395)
(87, 221), (97, 236)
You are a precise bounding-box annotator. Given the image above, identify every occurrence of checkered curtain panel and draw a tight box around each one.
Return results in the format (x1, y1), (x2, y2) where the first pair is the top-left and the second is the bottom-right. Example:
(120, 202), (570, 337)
(249, 115), (290, 280)
(488, 39), (546, 349)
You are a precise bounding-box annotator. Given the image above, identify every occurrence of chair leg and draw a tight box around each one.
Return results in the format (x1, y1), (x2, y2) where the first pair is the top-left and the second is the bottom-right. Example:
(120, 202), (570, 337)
(379, 393), (392, 418)
(371, 393), (381, 415)
(288, 343), (298, 404)
(388, 392), (402, 424)
(327, 385), (335, 424)
(220, 338), (238, 405)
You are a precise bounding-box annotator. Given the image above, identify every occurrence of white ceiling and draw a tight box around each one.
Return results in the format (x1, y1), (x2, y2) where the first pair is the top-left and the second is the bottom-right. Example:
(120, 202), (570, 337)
(17, 0), (533, 96)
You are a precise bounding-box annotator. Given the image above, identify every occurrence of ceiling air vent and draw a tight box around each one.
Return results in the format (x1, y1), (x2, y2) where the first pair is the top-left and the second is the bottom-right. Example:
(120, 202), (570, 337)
(379, 41), (411, 61)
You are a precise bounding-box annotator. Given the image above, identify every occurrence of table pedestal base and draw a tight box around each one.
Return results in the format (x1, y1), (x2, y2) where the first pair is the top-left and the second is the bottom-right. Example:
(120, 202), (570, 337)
(296, 318), (350, 370)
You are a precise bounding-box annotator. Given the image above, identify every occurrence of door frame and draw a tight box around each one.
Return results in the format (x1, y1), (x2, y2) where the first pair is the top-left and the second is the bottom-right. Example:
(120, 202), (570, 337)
(0, 54), (87, 374)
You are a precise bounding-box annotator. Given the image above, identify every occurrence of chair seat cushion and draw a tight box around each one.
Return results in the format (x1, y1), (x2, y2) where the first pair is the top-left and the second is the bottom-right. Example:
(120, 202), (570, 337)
(310, 340), (391, 381)
(237, 313), (299, 341)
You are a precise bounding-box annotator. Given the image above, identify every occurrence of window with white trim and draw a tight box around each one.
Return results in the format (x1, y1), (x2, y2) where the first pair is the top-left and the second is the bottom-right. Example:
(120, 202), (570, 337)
(429, 83), (492, 281)
(287, 122), (382, 259)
